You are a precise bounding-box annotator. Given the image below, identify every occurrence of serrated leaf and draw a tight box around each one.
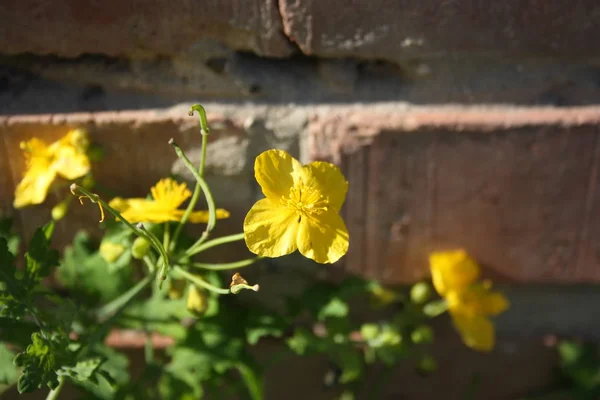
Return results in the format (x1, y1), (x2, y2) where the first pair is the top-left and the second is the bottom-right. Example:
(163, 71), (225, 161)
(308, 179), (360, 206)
(15, 332), (71, 393)
(0, 217), (20, 255)
(58, 357), (105, 383)
(24, 226), (59, 285)
(58, 232), (133, 305)
(0, 342), (18, 385)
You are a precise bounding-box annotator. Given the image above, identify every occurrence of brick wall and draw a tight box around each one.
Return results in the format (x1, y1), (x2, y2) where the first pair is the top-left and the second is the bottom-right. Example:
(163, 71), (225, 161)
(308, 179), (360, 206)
(2, 1), (600, 398)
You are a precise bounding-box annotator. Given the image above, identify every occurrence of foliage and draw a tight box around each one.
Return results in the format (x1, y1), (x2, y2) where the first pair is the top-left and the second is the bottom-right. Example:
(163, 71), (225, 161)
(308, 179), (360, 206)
(0, 104), (508, 399)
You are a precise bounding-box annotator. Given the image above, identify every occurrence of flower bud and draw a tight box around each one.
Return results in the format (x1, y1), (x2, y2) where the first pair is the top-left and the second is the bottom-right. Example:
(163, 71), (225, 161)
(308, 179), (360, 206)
(131, 237), (151, 259)
(99, 241), (125, 263)
(186, 285), (208, 315)
(410, 281), (433, 304)
(411, 325), (434, 344)
(51, 200), (69, 221)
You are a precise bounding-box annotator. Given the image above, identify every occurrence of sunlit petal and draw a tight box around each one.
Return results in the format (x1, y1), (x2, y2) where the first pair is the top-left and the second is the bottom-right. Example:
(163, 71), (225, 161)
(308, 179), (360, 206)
(451, 314), (495, 352)
(297, 210), (349, 264)
(53, 145), (91, 180)
(429, 249), (480, 296)
(151, 178), (191, 209)
(244, 198), (299, 257)
(13, 168), (57, 208)
(301, 161), (348, 212)
(254, 150), (302, 199)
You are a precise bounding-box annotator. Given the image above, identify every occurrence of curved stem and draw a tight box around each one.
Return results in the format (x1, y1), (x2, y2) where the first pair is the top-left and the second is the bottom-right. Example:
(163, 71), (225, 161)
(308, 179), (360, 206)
(172, 266), (230, 295)
(70, 185), (169, 269)
(191, 257), (262, 271)
(184, 232), (245, 257)
(46, 377), (66, 400)
(170, 104), (211, 250)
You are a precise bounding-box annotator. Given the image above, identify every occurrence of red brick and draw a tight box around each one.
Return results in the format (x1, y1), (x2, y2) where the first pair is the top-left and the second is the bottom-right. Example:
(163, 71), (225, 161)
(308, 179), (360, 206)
(280, 0), (600, 61)
(0, 0), (292, 58)
(310, 106), (600, 283)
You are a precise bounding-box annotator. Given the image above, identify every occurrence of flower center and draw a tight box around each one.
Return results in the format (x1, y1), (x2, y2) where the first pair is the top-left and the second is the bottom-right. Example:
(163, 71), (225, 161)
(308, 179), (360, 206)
(282, 182), (329, 218)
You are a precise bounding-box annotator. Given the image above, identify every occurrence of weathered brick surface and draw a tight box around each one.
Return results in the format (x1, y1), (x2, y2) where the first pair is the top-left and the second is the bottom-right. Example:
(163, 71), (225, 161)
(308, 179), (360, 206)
(280, 0), (600, 61)
(0, 0), (292, 58)
(311, 106), (600, 284)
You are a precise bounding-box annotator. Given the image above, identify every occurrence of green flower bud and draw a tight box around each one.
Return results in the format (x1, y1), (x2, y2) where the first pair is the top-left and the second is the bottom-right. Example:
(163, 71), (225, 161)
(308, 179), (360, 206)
(410, 281), (433, 304)
(187, 285), (208, 315)
(51, 200), (69, 221)
(131, 237), (151, 259)
(99, 241), (125, 263)
(411, 325), (434, 344)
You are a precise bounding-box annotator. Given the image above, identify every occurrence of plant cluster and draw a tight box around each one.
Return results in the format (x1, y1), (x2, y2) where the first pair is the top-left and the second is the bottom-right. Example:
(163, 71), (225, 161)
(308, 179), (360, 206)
(0, 105), (508, 399)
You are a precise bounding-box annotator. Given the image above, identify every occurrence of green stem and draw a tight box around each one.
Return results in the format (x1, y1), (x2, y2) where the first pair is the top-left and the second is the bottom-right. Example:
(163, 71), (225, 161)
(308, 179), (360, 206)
(169, 140), (218, 249)
(163, 223), (170, 252)
(97, 274), (154, 320)
(170, 104), (211, 251)
(172, 266), (230, 295)
(46, 377), (65, 400)
(144, 327), (154, 364)
(191, 257), (262, 271)
(70, 185), (169, 270)
(185, 232), (245, 257)
(236, 363), (263, 400)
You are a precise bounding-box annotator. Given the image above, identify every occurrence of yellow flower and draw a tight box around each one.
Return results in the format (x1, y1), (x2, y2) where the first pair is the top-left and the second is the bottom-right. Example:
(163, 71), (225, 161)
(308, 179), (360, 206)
(243, 149), (349, 264)
(428, 250), (509, 352)
(109, 178), (229, 224)
(429, 249), (479, 296)
(446, 282), (509, 352)
(14, 129), (91, 208)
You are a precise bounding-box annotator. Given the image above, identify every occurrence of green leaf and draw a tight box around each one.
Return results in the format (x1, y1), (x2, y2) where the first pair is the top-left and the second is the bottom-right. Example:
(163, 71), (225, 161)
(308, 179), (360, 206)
(337, 350), (364, 384)
(58, 357), (105, 384)
(58, 232), (133, 305)
(14, 332), (71, 393)
(287, 328), (318, 356)
(0, 342), (18, 385)
(318, 298), (349, 321)
(24, 225), (59, 285)
(72, 346), (129, 400)
(0, 217), (20, 255)
(245, 312), (285, 345)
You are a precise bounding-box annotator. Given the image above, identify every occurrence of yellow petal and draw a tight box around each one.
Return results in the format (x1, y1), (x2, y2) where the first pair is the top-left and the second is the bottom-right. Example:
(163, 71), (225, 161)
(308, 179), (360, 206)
(151, 178), (191, 209)
(13, 167), (57, 208)
(301, 161), (348, 212)
(429, 249), (480, 296)
(297, 209), (349, 264)
(179, 208), (230, 223)
(254, 149), (302, 199)
(53, 145), (90, 180)
(451, 314), (495, 352)
(243, 198), (299, 257)
(480, 291), (510, 316)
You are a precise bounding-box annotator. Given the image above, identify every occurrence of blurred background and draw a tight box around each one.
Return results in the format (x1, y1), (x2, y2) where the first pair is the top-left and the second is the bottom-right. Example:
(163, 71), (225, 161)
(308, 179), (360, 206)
(2, 1), (600, 399)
